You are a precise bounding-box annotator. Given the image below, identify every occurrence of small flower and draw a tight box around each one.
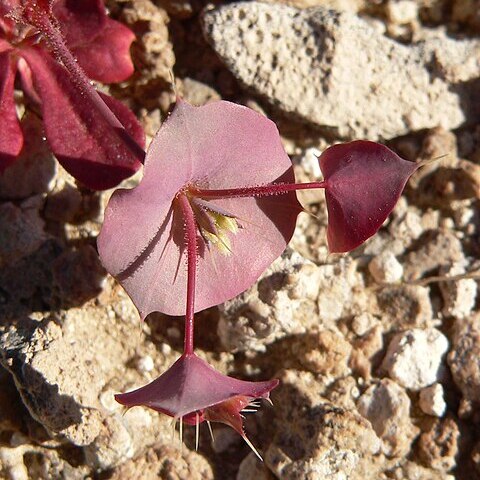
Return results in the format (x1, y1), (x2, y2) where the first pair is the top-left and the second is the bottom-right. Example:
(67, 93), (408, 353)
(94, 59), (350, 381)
(98, 99), (300, 318)
(0, 0), (144, 189)
(115, 353), (277, 459)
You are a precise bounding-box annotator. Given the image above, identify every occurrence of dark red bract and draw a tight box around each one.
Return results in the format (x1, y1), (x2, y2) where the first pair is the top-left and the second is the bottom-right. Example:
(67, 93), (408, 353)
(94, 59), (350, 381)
(319, 141), (419, 252)
(116, 352), (277, 459)
(0, 0), (144, 189)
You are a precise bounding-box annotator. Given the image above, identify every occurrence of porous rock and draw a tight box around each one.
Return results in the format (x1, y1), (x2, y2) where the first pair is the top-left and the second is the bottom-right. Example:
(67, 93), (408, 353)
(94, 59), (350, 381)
(393, 461), (455, 480)
(266, 370), (382, 479)
(403, 230), (465, 281)
(2, 435), (91, 480)
(0, 301), (173, 469)
(381, 328), (449, 391)
(0, 442), (30, 480)
(416, 417), (460, 472)
(218, 248), (320, 352)
(350, 324), (384, 380)
(385, 206), (424, 255)
(292, 330), (352, 378)
(376, 285), (433, 331)
(113, 0), (176, 111)
(202, 2), (479, 139)
(107, 445), (213, 480)
(261, 0), (364, 11)
(357, 379), (419, 457)
(316, 258), (371, 326)
(447, 313), (480, 403)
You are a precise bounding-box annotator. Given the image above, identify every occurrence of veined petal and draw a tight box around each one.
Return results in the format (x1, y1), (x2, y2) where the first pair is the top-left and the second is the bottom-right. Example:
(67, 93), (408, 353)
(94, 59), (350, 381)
(0, 52), (23, 173)
(20, 46), (143, 190)
(98, 99), (301, 317)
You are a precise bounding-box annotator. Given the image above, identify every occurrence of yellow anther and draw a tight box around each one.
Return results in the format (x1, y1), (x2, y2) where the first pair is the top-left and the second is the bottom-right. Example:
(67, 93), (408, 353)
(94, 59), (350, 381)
(202, 229), (232, 255)
(213, 213), (239, 234)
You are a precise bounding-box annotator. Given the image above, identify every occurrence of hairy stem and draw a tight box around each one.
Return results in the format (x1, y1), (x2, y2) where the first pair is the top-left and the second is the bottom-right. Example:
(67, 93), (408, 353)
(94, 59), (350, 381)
(178, 194), (198, 355)
(24, 4), (145, 163)
(191, 181), (327, 200)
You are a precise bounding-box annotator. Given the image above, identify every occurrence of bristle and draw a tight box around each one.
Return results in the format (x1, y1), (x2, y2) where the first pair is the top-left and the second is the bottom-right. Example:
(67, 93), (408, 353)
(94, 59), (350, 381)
(206, 420), (215, 443)
(195, 412), (200, 451)
(242, 434), (263, 462)
(179, 416), (183, 452)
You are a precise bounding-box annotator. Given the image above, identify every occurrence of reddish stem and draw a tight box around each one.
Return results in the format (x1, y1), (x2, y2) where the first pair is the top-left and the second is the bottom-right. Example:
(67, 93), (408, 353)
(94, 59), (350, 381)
(191, 181), (327, 199)
(178, 194), (198, 355)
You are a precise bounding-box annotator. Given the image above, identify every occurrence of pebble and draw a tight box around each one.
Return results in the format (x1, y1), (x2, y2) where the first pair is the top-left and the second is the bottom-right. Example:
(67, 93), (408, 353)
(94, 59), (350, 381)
(357, 379), (419, 457)
(439, 263), (477, 319)
(135, 355), (155, 373)
(381, 328), (449, 390)
(417, 417), (460, 472)
(386, 0), (418, 24)
(368, 251), (404, 283)
(419, 383), (446, 417)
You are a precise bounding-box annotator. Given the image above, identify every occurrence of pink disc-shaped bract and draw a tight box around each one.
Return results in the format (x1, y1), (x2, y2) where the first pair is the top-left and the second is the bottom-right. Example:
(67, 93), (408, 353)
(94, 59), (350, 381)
(98, 99), (300, 318)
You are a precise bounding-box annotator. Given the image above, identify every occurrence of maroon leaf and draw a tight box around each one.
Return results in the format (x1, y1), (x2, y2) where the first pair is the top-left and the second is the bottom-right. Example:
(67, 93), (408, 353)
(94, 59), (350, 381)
(0, 52), (23, 173)
(53, 0), (135, 83)
(98, 92), (145, 153)
(320, 140), (418, 253)
(21, 46), (144, 190)
(52, 0), (106, 46)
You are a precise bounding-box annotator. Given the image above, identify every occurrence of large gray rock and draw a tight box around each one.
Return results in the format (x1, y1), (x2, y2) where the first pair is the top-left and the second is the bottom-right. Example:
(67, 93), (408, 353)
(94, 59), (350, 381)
(0, 299), (174, 470)
(202, 2), (479, 139)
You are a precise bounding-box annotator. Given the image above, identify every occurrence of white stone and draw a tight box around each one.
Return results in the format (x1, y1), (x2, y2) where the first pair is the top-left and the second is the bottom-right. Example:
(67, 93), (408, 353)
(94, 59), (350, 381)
(295, 147), (322, 179)
(382, 328), (449, 390)
(419, 383), (446, 417)
(99, 389), (122, 412)
(160, 342), (172, 355)
(386, 0), (418, 24)
(317, 258), (369, 325)
(352, 313), (378, 337)
(368, 251), (404, 283)
(135, 355), (155, 373)
(440, 263), (477, 319)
